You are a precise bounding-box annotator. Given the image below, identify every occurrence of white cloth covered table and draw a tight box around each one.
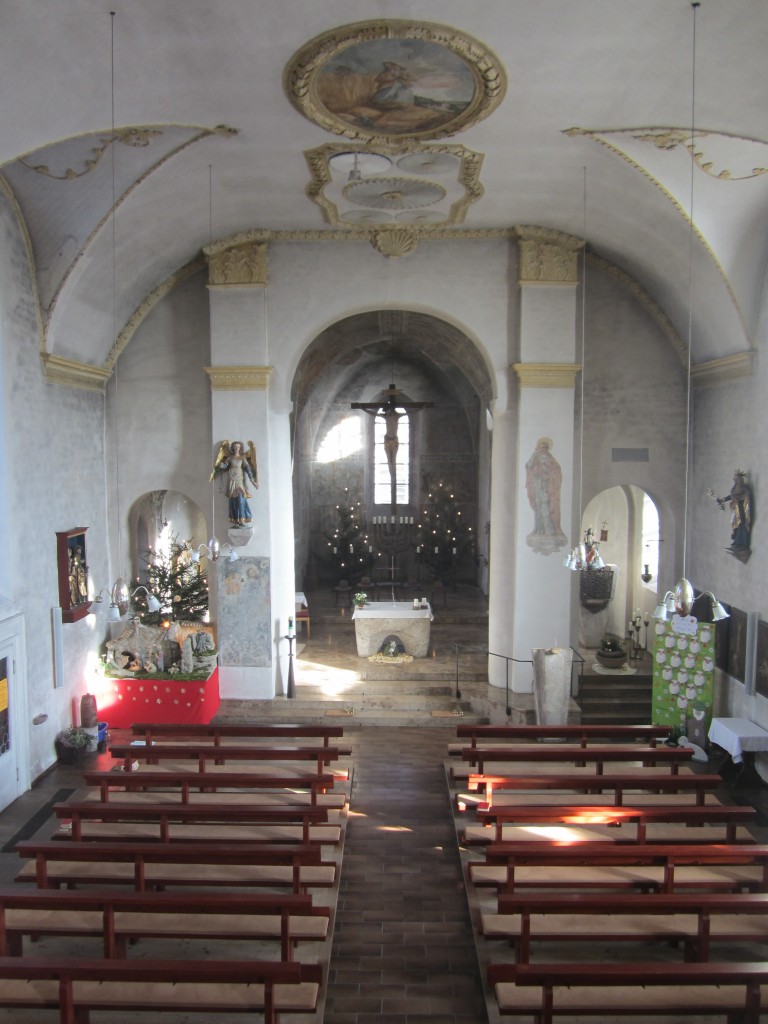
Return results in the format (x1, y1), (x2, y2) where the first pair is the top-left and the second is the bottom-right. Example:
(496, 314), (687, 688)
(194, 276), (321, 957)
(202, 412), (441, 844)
(708, 717), (768, 764)
(352, 601), (433, 657)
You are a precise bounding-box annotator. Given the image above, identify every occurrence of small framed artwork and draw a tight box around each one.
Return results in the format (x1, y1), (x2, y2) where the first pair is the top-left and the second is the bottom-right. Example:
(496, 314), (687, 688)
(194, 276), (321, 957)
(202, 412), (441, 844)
(755, 620), (768, 699)
(55, 528), (92, 623)
(726, 605), (748, 684)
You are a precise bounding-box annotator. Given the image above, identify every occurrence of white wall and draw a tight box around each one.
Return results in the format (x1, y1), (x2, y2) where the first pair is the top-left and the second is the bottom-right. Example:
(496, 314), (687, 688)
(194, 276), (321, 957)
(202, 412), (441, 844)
(0, 192), (109, 779)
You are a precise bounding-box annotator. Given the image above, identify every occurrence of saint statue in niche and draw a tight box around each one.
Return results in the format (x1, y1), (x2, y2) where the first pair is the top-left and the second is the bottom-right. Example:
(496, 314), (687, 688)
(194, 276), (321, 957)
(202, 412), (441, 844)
(525, 437), (568, 555)
(707, 469), (752, 563)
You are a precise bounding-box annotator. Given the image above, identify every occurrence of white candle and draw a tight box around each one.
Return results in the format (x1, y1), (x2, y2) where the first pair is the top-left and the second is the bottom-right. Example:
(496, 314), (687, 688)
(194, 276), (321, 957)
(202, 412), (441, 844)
(434, 546), (439, 554)
(349, 544), (353, 553)
(391, 515), (395, 524)
(333, 546), (337, 554)
(368, 546), (373, 553)
(452, 547), (457, 554)
(416, 545), (420, 554)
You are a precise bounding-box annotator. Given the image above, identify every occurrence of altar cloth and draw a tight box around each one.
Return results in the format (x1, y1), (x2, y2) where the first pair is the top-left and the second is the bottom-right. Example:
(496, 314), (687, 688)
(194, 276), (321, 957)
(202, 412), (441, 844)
(352, 601), (433, 657)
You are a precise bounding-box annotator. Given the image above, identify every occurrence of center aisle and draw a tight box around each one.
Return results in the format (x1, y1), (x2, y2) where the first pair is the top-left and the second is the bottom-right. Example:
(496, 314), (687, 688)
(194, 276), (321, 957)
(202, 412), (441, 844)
(325, 726), (486, 1024)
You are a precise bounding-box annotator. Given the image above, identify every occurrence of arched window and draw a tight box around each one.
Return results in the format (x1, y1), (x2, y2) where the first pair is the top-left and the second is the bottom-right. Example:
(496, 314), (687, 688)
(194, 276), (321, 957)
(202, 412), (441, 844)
(641, 492), (660, 590)
(373, 408), (409, 505)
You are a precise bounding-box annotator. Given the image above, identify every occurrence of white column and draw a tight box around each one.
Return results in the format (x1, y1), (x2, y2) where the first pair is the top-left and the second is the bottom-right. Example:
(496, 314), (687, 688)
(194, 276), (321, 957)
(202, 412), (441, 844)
(204, 242), (295, 698)
(498, 230), (581, 693)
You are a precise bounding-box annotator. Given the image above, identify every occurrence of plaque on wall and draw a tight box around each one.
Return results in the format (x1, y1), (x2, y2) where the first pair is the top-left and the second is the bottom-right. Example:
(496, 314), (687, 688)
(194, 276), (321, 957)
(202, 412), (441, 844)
(755, 620), (768, 699)
(55, 528), (92, 623)
(727, 605), (748, 684)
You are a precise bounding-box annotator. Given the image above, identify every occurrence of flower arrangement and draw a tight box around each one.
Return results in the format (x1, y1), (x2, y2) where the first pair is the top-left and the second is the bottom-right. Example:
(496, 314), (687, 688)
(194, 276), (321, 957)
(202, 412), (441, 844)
(56, 726), (91, 749)
(353, 592), (367, 607)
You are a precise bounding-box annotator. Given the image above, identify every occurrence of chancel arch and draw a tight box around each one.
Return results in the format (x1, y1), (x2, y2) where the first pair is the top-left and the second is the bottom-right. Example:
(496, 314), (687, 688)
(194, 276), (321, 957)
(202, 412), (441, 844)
(291, 310), (494, 596)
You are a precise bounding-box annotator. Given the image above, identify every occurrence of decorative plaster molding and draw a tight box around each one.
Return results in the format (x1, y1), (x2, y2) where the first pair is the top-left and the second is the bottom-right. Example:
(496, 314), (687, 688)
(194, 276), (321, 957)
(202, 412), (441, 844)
(571, 125), (768, 181)
(207, 243), (269, 287)
(40, 124), (238, 346)
(518, 227), (582, 284)
(513, 363), (581, 388)
(204, 366), (273, 391)
(564, 126), (750, 344)
(371, 228), (420, 259)
(285, 20), (505, 145)
(41, 354), (111, 392)
(20, 128), (164, 180)
(304, 142), (485, 229)
(692, 351), (754, 388)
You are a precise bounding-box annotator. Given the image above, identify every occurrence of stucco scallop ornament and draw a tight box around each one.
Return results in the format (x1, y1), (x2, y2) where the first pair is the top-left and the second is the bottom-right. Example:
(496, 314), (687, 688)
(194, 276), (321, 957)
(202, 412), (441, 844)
(285, 20), (506, 145)
(371, 228), (420, 259)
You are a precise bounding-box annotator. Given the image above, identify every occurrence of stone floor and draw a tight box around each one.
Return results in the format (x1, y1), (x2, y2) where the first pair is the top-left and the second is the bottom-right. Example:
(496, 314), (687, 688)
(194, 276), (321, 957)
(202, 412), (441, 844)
(1, 588), (767, 1023)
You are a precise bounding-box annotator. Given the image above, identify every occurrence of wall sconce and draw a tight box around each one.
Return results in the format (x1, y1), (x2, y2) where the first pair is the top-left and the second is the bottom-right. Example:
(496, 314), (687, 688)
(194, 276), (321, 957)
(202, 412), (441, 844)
(93, 582), (161, 621)
(190, 538), (221, 563)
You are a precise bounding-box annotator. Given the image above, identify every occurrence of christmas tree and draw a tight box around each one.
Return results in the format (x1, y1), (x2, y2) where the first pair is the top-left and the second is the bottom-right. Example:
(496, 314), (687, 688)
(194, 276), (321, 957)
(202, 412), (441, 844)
(134, 536), (209, 624)
(416, 481), (474, 582)
(324, 489), (369, 583)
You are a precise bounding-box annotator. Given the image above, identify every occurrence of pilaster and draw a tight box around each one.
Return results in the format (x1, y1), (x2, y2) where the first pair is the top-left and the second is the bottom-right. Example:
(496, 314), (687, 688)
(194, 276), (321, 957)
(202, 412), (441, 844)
(491, 231), (581, 693)
(205, 242), (294, 698)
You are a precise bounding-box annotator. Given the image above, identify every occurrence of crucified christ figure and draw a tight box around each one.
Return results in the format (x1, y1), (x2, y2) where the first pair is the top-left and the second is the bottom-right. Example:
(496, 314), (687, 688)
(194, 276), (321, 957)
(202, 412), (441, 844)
(352, 383), (433, 513)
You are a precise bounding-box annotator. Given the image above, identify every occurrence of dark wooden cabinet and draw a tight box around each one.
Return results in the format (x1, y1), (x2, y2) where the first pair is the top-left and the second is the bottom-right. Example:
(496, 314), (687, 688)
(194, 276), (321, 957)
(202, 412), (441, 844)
(56, 528), (92, 623)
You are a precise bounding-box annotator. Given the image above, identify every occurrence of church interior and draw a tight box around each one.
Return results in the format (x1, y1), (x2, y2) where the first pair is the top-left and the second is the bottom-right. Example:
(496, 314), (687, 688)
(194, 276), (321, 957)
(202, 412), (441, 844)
(0, 1), (767, 1021)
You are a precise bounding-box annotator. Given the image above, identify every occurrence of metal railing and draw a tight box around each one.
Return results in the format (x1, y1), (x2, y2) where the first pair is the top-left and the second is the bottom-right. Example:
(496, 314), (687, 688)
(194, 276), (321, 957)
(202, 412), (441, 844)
(451, 643), (585, 716)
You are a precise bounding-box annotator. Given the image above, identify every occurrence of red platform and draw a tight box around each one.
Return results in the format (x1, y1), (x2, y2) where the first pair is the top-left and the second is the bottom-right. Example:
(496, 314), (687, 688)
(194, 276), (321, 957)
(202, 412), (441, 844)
(99, 668), (220, 728)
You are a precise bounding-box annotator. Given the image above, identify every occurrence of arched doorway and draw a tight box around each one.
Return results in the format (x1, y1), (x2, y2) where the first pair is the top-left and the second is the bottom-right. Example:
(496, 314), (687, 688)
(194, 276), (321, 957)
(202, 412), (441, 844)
(291, 310), (494, 595)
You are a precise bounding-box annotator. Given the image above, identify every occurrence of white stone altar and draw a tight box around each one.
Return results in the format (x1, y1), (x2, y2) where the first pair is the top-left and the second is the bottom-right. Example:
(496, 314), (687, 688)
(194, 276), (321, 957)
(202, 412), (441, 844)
(352, 602), (433, 657)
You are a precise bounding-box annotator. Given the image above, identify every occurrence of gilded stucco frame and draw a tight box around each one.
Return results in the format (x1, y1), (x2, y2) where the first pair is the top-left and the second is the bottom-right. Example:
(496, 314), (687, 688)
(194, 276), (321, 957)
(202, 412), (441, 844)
(285, 20), (506, 145)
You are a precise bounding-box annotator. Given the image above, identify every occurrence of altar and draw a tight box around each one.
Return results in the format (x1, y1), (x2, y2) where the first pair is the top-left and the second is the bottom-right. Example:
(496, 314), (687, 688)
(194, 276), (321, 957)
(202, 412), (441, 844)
(352, 602), (433, 657)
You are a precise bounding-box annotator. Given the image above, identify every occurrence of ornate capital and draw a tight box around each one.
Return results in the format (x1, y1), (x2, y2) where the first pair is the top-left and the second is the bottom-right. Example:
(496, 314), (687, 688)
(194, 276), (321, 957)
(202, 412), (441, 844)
(204, 365), (273, 391)
(513, 363), (581, 388)
(518, 227), (582, 284)
(207, 243), (268, 287)
(42, 354), (111, 392)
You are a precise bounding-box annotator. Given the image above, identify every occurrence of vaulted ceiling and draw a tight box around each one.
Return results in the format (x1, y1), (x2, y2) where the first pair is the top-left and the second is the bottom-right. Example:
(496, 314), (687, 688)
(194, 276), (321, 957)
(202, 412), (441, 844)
(2, 1), (765, 373)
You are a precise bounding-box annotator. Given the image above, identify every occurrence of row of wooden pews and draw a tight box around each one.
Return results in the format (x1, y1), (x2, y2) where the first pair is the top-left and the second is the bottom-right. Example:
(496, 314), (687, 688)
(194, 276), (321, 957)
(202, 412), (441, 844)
(2, 721), (352, 1024)
(448, 722), (768, 1022)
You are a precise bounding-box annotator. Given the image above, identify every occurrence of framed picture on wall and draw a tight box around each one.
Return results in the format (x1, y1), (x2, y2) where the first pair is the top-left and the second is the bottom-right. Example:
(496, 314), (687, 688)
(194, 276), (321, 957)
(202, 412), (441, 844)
(726, 605), (748, 684)
(755, 620), (768, 699)
(55, 527), (92, 623)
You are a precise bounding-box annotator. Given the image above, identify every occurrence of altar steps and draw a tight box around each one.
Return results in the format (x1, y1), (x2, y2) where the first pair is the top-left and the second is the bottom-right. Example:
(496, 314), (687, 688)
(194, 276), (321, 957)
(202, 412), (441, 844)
(576, 673), (653, 725)
(217, 691), (484, 727)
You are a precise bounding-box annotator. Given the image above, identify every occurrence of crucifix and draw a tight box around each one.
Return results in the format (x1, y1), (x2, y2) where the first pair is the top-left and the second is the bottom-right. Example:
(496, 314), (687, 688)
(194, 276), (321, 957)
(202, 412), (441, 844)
(351, 383), (433, 514)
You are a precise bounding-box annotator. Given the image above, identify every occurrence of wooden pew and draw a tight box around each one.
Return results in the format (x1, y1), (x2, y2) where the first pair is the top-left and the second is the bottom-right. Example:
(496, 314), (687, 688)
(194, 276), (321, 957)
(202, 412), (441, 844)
(468, 802), (757, 844)
(486, 890), (768, 963)
(487, 960), (768, 1022)
(0, 955), (323, 1024)
(459, 744), (694, 776)
(450, 723), (671, 754)
(52, 799), (339, 844)
(0, 886), (329, 962)
(131, 721), (350, 753)
(469, 841), (768, 893)
(81, 769), (345, 807)
(109, 742), (346, 777)
(462, 771), (724, 808)
(15, 840), (336, 893)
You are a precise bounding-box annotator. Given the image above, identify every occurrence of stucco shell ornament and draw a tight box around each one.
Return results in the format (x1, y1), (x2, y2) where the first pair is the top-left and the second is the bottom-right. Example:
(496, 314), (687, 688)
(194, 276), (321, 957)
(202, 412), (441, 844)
(285, 20), (506, 145)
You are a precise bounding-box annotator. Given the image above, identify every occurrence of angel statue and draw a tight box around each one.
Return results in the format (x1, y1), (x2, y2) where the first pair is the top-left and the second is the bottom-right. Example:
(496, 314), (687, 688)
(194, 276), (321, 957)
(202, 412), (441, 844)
(707, 469), (752, 563)
(210, 440), (258, 527)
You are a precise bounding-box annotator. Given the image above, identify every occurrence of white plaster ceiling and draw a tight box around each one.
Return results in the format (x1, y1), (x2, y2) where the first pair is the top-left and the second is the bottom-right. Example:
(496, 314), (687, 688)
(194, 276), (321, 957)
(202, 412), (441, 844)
(1, 0), (765, 369)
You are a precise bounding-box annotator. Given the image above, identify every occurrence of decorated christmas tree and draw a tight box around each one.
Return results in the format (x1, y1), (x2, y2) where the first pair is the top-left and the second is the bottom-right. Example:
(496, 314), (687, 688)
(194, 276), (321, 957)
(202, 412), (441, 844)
(324, 489), (369, 583)
(134, 537), (209, 624)
(416, 481), (474, 582)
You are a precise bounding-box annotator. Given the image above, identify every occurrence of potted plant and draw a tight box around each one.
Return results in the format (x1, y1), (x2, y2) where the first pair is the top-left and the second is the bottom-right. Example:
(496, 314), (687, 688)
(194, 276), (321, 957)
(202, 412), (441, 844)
(595, 632), (628, 669)
(54, 726), (92, 765)
(353, 591), (368, 608)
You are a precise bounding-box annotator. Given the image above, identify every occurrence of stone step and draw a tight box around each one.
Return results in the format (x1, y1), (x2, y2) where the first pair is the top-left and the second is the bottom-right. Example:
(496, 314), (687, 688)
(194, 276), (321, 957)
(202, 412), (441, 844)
(216, 698), (486, 728)
(296, 681), (463, 698)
